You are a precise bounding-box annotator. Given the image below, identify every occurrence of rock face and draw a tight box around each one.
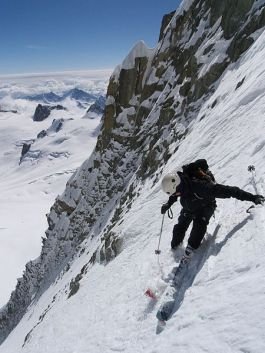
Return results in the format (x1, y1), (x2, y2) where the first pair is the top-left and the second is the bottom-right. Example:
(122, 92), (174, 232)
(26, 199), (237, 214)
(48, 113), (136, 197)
(159, 11), (175, 41)
(62, 88), (96, 102)
(48, 118), (64, 133)
(36, 130), (47, 139)
(86, 95), (106, 116)
(1, 0), (265, 345)
(33, 104), (66, 122)
(19, 143), (31, 164)
(18, 119), (65, 165)
(37, 118), (64, 138)
(33, 104), (50, 121)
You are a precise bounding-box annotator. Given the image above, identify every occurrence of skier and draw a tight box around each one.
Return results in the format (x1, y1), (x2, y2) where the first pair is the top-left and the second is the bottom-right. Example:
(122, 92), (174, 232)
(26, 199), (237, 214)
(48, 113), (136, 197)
(161, 159), (265, 263)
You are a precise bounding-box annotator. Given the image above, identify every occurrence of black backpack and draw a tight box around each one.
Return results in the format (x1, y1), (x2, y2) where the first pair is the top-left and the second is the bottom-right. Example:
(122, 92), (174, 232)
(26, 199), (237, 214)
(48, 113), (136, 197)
(182, 159), (215, 183)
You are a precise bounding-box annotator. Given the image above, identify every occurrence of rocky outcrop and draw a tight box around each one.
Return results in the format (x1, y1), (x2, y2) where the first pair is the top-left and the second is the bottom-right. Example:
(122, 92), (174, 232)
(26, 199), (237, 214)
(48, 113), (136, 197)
(37, 119), (64, 138)
(18, 118), (65, 165)
(1, 0), (265, 345)
(19, 143), (31, 164)
(48, 118), (64, 133)
(159, 11), (175, 41)
(86, 95), (106, 116)
(62, 88), (96, 102)
(33, 104), (66, 122)
(37, 130), (47, 139)
(33, 104), (50, 122)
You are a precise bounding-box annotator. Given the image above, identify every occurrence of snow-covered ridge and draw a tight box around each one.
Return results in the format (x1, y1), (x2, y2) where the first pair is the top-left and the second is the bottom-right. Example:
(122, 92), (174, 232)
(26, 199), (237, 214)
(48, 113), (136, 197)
(111, 40), (155, 82)
(1, 0), (265, 350)
(121, 41), (154, 70)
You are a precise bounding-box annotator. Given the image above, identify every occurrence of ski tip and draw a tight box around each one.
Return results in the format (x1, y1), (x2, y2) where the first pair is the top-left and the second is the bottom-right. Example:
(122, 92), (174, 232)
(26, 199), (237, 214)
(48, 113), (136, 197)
(156, 309), (169, 322)
(156, 320), (166, 334)
(144, 288), (157, 300)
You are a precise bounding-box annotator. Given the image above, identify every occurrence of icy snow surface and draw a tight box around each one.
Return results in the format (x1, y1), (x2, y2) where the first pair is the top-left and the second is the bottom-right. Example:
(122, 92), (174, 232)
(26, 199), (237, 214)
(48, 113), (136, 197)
(0, 71), (111, 307)
(2, 21), (265, 353)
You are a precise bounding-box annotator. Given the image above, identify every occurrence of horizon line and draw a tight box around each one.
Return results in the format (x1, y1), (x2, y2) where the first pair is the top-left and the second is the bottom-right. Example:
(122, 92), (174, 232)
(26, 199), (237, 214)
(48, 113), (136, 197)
(0, 68), (114, 79)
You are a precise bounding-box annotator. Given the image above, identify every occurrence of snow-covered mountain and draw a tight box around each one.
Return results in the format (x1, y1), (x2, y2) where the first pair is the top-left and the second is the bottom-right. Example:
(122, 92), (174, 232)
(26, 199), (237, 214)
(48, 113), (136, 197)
(1, 1), (265, 352)
(24, 88), (97, 104)
(0, 71), (110, 308)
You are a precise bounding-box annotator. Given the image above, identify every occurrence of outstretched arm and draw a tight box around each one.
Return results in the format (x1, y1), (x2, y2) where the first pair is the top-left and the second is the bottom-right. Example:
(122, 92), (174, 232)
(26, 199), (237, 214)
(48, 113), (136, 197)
(193, 181), (264, 204)
(212, 184), (264, 203)
(213, 184), (255, 201)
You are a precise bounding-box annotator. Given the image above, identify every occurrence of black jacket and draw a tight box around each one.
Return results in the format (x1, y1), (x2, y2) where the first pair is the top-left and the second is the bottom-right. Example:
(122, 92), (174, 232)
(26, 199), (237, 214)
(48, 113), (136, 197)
(167, 160), (255, 213)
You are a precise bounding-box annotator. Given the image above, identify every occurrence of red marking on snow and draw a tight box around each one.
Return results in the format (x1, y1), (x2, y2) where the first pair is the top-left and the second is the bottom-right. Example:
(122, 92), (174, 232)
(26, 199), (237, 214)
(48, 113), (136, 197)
(145, 288), (157, 300)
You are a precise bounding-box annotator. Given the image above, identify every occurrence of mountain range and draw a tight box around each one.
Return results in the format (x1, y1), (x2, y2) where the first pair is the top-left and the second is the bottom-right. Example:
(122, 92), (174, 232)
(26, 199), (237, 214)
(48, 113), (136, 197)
(0, 75), (109, 313)
(24, 88), (98, 104)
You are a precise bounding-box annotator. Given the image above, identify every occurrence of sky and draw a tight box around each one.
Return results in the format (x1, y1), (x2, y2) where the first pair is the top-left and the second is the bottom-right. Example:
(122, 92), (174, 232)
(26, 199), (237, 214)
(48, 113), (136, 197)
(0, 0), (181, 75)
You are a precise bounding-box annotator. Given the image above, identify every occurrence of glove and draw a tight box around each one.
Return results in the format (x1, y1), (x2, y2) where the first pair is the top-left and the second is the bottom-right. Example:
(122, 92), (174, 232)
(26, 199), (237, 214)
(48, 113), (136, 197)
(161, 203), (170, 214)
(253, 195), (265, 205)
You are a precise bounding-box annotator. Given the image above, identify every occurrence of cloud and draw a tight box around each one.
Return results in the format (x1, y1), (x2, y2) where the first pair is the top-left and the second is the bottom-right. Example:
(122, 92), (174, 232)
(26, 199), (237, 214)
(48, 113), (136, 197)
(0, 69), (113, 81)
(0, 69), (113, 99)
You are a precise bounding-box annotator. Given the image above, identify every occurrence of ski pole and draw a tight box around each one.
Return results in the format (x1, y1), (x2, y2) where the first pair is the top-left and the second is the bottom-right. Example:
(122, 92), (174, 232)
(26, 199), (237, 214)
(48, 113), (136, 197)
(247, 165), (262, 213)
(155, 214), (165, 255)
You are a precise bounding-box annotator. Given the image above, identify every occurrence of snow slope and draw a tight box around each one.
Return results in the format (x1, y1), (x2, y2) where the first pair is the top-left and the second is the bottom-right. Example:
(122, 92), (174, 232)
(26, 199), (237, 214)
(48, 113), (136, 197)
(0, 71), (111, 306)
(1, 10), (265, 353)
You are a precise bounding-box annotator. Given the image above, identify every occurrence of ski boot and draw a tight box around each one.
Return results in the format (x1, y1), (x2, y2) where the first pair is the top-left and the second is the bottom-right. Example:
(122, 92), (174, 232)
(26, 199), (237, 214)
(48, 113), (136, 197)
(179, 245), (194, 268)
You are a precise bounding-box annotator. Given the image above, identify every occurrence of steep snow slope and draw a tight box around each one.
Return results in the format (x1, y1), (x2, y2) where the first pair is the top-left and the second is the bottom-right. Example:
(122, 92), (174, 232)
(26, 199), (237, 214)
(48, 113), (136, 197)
(1, 6), (265, 353)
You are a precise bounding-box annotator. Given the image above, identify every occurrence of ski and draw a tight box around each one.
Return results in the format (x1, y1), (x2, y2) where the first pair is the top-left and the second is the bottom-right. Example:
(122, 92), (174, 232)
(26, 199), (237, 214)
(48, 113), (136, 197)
(156, 257), (190, 331)
(154, 234), (217, 333)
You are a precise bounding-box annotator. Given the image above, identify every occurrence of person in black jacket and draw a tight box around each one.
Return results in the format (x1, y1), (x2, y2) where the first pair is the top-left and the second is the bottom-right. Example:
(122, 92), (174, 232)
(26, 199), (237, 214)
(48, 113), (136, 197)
(161, 159), (264, 262)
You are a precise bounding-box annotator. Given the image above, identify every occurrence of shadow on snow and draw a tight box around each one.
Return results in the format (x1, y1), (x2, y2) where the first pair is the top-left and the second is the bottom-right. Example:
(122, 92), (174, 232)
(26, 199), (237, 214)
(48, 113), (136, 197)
(169, 214), (252, 321)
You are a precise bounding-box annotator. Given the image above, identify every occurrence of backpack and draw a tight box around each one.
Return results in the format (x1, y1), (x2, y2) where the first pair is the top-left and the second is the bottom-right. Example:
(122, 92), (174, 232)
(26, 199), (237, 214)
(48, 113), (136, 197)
(178, 159), (217, 210)
(182, 159), (215, 183)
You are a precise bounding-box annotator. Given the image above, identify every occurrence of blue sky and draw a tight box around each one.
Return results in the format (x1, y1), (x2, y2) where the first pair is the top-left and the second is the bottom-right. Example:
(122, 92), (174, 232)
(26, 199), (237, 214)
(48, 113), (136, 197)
(0, 0), (181, 75)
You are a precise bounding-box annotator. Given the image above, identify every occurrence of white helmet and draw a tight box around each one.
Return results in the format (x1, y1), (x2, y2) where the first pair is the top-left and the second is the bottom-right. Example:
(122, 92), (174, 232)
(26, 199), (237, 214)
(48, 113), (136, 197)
(161, 173), (181, 195)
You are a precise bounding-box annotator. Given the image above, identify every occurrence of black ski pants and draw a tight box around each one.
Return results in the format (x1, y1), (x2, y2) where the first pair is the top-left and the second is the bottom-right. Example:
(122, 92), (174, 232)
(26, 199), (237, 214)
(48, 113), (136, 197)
(171, 206), (215, 250)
